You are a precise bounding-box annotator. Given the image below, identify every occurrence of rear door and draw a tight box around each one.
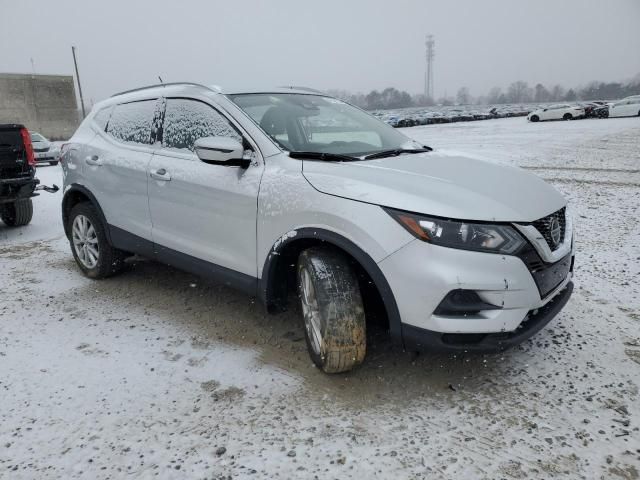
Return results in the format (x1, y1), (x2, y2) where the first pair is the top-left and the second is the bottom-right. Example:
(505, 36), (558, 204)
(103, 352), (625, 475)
(147, 97), (263, 277)
(84, 99), (160, 241)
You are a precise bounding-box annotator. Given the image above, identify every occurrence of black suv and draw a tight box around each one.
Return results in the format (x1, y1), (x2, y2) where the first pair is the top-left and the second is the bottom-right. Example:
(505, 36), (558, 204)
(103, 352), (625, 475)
(0, 124), (42, 226)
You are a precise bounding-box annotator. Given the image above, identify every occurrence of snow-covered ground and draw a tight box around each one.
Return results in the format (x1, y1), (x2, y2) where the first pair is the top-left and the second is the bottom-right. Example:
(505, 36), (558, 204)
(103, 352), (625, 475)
(1, 117), (639, 479)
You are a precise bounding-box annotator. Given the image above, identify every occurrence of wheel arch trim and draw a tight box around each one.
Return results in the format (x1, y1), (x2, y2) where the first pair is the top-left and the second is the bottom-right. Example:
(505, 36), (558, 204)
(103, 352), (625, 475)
(62, 184), (111, 243)
(258, 227), (403, 342)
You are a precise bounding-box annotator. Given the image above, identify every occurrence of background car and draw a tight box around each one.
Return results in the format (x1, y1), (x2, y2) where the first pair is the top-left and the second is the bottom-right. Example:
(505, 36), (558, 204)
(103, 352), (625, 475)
(29, 131), (60, 166)
(527, 104), (585, 122)
(609, 96), (640, 118)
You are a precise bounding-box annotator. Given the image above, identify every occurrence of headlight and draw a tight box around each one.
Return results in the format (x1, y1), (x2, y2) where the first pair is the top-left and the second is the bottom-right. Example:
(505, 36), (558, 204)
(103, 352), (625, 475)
(385, 208), (526, 255)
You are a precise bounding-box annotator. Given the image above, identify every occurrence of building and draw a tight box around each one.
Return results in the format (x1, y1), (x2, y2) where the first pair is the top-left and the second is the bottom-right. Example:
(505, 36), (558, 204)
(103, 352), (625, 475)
(0, 73), (80, 140)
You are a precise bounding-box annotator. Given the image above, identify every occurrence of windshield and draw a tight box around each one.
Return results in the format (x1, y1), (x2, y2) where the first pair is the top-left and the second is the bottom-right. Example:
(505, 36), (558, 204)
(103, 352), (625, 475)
(229, 93), (421, 157)
(30, 133), (46, 142)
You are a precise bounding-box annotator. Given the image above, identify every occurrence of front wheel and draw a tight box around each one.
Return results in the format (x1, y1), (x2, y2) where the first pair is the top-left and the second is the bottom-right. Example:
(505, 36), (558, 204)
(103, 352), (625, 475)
(68, 202), (126, 279)
(530, 115), (539, 122)
(563, 113), (573, 120)
(297, 247), (366, 373)
(0, 199), (33, 226)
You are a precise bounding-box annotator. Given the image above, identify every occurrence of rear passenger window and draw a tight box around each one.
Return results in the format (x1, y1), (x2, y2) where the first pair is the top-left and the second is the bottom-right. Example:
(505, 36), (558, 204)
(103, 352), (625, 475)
(162, 99), (241, 152)
(93, 106), (113, 131)
(106, 100), (157, 145)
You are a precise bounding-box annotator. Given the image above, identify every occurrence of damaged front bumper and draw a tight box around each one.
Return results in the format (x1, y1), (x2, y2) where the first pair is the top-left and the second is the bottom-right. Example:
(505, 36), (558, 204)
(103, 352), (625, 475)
(378, 239), (575, 351)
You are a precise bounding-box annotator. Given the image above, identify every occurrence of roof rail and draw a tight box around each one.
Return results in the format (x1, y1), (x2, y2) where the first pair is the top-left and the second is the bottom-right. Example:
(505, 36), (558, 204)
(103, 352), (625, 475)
(278, 86), (325, 94)
(110, 82), (215, 98)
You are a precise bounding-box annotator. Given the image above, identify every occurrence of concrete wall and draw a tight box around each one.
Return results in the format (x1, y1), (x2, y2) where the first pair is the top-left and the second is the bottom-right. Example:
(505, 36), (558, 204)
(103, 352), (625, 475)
(0, 73), (80, 140)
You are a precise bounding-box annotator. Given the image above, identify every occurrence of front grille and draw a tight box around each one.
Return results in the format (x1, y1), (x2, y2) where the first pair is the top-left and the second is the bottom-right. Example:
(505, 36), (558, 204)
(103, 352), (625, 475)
(33, 147), (49, 153)
(532, 207), (566, 251)
(517, 244), (572, 299)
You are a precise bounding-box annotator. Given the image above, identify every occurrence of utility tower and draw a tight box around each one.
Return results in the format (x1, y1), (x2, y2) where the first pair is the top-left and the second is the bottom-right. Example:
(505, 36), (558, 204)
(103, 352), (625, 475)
(424, 35), (435, 100)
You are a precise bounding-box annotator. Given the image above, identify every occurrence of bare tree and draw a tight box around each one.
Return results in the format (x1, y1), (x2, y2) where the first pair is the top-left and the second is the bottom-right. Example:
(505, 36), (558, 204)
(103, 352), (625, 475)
(534, 83), (550, 103)
(486, 87), (503, 104)
(507, 81), (533, 103)
(456, 87), (471, 105)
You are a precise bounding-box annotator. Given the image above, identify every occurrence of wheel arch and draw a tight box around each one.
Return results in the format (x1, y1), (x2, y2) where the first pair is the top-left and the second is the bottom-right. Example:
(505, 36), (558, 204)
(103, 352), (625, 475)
(62, 185), (111, 243)
(258, 227), (403, 343)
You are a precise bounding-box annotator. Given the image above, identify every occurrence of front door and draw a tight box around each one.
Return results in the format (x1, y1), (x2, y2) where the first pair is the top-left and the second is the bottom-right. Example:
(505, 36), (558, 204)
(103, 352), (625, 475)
(147, 97), (263, 278)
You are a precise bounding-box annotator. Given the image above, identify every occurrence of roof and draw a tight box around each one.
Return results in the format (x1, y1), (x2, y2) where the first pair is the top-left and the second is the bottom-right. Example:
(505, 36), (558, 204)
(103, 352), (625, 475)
(109, 82), (325, 99)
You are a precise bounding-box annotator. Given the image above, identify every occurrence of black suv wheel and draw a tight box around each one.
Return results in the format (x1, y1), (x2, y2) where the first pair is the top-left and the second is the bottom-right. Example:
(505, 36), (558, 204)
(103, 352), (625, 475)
(0, 199), (33, 226)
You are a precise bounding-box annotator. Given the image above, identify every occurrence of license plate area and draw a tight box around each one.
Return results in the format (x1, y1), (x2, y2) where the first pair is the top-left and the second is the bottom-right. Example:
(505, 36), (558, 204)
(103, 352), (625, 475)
(532, 253), (572, 299)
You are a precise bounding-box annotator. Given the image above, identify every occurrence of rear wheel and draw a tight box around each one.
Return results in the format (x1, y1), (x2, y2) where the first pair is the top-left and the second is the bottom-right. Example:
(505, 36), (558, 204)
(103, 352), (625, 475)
(530, 115), (539, 122)
(0, 199), (33, 226)
(68, 202), (126, 279)
(563, 113), (573, 120)
(297, 247), (366, 373)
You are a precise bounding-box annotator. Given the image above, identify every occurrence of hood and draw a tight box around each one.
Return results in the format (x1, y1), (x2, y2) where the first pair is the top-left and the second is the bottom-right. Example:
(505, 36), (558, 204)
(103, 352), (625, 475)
(302, 151), (565, 222)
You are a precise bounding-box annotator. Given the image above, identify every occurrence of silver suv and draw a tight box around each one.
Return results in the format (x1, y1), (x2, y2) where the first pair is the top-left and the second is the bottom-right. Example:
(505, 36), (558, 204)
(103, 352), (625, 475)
(60, 83), (574, 373)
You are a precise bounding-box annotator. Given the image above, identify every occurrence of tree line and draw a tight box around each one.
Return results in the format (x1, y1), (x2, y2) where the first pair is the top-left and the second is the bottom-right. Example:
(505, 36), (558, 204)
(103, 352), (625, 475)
(327, 75), (640, 110)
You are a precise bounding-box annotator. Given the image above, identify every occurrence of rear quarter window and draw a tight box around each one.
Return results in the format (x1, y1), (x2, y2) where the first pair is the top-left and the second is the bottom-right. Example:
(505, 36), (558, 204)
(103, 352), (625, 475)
(106, 100), (157, 145)
(92, 106), (113, 131)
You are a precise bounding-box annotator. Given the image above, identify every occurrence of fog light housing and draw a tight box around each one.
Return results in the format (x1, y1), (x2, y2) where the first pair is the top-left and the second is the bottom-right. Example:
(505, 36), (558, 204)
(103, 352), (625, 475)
(433, 289), (502, 316)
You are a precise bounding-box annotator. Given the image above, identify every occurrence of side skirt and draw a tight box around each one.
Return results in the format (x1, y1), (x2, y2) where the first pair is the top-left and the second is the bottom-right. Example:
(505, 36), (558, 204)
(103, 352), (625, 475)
(109, 224), (257, 297)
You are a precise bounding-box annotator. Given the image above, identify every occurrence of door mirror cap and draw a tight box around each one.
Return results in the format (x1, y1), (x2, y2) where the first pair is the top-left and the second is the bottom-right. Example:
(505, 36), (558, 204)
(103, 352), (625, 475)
(194, 136), (250, 167)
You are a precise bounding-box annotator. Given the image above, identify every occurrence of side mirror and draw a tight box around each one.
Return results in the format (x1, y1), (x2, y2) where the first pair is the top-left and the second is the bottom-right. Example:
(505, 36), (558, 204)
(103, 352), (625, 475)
(194, 136), (250, 168)
(543, 108), (548, 112)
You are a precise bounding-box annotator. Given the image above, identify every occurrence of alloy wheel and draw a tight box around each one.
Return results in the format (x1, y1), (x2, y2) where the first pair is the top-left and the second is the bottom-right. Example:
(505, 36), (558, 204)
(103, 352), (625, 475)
(299, 267), (324, 356)
(72, 214), (99, 268)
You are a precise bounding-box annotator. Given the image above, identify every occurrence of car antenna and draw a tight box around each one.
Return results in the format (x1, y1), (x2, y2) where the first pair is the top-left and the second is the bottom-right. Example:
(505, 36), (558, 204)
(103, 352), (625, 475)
(158, 76), (163, 84)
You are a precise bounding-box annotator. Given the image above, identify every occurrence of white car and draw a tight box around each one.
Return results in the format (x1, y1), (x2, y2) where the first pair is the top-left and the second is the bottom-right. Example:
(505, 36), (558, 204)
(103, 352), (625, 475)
(60, 83), (574, 373)
(608, 96), (640, 118)
(527, 104), (585, 122)
(29, 131), (60, 165)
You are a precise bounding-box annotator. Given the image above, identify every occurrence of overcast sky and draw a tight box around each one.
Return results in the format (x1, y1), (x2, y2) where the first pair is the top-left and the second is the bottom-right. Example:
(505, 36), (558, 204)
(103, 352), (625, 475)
(2, 0), (639, 105)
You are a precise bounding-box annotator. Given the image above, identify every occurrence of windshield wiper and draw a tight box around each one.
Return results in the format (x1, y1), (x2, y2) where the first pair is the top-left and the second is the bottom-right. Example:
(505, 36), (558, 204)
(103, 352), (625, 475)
(289, 151), (360, 162)
(363, 147), (432, 160)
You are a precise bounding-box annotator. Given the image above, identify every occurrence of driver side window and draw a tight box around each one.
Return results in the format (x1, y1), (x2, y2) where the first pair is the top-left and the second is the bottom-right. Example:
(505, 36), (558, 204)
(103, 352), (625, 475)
(162, 99), (242, 152)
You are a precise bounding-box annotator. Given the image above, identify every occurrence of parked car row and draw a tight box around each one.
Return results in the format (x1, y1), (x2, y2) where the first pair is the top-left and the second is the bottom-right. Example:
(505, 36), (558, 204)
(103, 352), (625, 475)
(374, 104), (532, 128)
(373, 95), (640, 128)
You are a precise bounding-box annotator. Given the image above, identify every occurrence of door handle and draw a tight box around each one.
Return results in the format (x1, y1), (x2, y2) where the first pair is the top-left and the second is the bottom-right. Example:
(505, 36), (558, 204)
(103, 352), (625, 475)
(150, 168), (171, 181)
(85, 155), (103, 166)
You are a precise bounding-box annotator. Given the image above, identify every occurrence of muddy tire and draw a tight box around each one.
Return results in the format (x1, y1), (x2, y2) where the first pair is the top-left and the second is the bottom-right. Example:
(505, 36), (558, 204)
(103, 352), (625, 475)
(0, 199), (33, 226)
(68, 202), (126, 279)
(297, 247), (366, 373)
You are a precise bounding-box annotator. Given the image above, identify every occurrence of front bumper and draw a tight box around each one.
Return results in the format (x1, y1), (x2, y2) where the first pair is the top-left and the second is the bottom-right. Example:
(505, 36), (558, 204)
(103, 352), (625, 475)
(403, 282), (573, 352)
(378, 238), (574, 351)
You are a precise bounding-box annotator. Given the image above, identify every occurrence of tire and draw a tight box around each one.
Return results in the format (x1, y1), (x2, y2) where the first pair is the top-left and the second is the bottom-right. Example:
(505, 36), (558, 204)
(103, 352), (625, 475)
(297, 247), (366, 373)
(49, 161), (59, 166)
(530, 115), (539, 122)
(563, 113), (573, 120)
(67, 202), (126, 279)
(0, 199), (33, 226)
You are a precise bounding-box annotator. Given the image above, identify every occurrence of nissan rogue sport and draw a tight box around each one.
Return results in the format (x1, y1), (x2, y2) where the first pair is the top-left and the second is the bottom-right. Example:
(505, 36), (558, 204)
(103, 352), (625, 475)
(60, 83), (574, 373)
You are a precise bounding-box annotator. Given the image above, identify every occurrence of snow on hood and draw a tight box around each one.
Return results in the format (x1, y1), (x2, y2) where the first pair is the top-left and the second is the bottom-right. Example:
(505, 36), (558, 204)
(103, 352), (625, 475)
(302, 151), (566, 222)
